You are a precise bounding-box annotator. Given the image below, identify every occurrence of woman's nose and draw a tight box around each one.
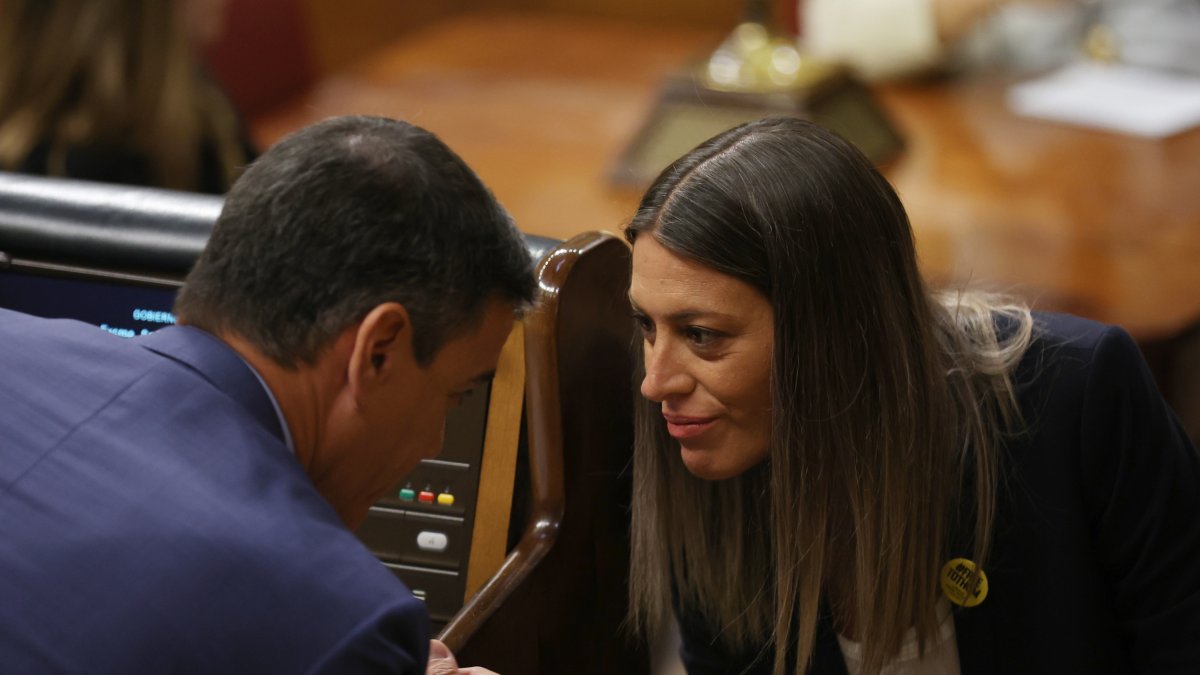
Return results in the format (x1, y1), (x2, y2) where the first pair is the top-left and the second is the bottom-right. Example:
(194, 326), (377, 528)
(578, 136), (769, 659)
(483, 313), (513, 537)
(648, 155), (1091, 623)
(640, 341), (691, 402)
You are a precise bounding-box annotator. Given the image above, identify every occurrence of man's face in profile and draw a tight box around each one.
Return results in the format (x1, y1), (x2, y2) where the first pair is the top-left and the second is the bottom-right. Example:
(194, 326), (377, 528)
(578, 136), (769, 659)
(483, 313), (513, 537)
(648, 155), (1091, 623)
(335, 298), (516, 528)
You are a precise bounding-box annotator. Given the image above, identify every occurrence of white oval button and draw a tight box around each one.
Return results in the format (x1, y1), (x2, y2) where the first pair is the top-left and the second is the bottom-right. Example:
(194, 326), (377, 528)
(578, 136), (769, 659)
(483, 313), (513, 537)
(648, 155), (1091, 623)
(416, 531), (449, 552)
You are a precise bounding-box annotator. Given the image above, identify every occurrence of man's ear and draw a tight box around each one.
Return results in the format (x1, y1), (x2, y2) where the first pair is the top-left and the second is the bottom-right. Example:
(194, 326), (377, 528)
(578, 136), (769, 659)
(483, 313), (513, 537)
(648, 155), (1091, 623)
(346, 302), (415, 401)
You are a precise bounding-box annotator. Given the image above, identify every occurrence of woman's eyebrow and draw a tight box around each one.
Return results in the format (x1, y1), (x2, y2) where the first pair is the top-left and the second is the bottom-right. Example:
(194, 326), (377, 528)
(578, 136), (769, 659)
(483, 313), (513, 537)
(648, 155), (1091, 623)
(628, 298), (736, 324)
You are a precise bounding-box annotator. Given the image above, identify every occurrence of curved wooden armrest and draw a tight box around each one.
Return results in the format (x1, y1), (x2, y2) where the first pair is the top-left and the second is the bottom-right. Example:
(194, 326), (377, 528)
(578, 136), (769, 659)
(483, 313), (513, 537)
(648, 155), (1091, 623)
(438, 231), (620, 651)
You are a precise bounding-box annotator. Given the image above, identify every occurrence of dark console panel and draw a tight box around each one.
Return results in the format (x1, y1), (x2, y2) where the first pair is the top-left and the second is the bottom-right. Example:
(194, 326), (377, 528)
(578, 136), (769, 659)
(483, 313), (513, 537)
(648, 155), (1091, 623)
(358, 384), (492, 624)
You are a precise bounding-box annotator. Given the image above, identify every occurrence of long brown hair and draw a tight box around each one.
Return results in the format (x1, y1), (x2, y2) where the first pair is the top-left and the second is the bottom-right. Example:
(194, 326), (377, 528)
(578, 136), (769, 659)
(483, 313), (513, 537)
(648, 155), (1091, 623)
(0, 0), (247, 191)
(626, 117), (1032, 674)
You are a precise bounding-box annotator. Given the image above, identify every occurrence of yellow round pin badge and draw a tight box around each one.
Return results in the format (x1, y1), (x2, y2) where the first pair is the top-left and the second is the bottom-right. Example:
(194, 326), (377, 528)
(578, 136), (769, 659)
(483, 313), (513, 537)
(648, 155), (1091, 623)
(940, 558), (988, 607)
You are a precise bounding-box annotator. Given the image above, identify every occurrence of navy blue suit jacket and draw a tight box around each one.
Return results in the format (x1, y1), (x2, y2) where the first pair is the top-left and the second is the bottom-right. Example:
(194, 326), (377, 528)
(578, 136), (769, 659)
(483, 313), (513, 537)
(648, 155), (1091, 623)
(678, 313), (1200, 674)
(0, 309), (429, 673)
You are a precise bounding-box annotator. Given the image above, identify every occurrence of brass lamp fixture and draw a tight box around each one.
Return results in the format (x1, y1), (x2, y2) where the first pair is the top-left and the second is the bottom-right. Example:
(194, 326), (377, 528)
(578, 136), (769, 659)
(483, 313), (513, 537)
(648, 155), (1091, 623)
(615, 0), (904, 187)
(700, 0), (837, 93)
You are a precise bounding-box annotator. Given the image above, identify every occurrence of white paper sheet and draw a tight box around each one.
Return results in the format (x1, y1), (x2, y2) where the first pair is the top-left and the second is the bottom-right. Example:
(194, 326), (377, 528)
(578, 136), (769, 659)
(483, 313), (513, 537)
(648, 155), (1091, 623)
(1007, 61), (1200, 138)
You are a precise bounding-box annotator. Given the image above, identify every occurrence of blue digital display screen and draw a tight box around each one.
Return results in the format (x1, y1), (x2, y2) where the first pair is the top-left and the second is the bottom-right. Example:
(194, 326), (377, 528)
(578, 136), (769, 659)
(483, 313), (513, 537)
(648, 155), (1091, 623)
(0, 269), (180, 337)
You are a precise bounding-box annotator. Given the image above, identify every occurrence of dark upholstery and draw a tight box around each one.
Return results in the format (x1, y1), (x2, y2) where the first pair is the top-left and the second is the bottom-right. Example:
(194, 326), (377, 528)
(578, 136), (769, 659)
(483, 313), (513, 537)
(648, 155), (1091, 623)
(0, 172), (557, 276)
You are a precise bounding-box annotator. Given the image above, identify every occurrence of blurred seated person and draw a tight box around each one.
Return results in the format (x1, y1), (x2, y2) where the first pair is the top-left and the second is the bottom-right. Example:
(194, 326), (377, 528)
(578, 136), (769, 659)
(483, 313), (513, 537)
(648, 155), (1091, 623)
(0, 0), (255, 193)
(802, 0), (1200, 80)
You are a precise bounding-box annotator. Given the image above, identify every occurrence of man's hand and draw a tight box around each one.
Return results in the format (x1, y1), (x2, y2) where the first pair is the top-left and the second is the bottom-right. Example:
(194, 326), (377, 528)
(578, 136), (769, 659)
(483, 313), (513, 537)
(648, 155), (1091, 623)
(425, 639), (499, 675)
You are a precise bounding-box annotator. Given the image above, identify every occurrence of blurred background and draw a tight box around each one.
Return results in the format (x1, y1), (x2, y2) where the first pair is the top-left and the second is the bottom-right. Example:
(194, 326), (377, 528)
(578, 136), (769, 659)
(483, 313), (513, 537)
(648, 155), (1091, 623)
(202, 0), (1200, 440)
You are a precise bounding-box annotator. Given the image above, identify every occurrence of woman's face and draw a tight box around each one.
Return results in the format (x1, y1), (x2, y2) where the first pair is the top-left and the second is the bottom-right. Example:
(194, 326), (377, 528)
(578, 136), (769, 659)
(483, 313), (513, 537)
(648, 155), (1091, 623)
(629, 235), (774, 480)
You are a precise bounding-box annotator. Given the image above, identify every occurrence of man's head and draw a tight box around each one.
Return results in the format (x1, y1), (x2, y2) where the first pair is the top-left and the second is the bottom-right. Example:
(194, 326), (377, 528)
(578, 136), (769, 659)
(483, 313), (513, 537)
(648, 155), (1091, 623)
(176, 115), (533, 368)
(175, 115), (535, 525)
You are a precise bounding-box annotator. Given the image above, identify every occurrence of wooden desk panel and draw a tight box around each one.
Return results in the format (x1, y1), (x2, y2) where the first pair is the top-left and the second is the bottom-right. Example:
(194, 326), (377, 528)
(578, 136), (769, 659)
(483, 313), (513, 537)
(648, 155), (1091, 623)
(879, 78), (1200, 341)
(253, 12), (1200, 342)
(252, 13), (721, 240)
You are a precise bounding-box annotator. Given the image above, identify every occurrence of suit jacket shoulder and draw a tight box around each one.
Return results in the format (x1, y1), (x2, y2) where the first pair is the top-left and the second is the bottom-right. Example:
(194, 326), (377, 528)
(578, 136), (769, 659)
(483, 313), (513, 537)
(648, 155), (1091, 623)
(953, 311), (1200, 674)
(0, 310), (429, 673)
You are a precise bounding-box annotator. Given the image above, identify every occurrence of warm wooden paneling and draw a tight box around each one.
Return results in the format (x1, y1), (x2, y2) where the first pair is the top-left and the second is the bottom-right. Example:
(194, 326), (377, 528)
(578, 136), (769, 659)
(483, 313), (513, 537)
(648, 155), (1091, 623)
(442, 232), (646, 674)
(301, 0), (467, 73)
(229, 0), (786, 116)
(464, 321), (526, 599)
(298, 0), (784, 74)
(252, 13), (725, 239)
(207, 0), (465, 117)
(254, 13), (1200, 399)
(875, 78), (1200, 342)
(463, 0), (742, 28)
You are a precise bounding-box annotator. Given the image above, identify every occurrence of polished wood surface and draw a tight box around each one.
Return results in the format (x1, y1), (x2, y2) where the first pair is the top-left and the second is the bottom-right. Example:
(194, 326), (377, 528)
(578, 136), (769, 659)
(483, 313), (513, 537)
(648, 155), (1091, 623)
(464, 320), (526, 600)
(300, 0), (459, 73)
(878, 78), (1200, 342)
(441, 232), (646, 673)
(299, 0), (741, 80)
(252, 11), (1200, 343)
(252, 13), (721, 240)
(464, 0), (741, 28)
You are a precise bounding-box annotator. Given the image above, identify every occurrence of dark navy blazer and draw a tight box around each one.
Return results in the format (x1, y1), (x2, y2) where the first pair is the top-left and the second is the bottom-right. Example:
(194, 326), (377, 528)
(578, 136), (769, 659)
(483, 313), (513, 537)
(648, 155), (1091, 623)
(0, 309), (429, 673)
(677, 313), (1200, 674)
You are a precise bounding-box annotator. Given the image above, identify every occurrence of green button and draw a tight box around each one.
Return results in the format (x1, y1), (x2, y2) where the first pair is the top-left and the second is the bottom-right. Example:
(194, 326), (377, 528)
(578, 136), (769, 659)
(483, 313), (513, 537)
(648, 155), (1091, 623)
(398, 488), (416, 502)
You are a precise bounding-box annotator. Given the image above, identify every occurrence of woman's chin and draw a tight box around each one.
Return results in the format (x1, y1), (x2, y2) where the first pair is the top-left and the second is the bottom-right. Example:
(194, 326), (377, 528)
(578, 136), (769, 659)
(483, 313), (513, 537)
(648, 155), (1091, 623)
(679, 440), (769, 481)
(680, 447), (742, 481)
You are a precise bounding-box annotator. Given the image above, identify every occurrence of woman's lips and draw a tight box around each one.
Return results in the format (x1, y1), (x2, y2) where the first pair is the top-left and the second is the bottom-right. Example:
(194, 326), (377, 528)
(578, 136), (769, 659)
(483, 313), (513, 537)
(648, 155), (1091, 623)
(663, 413), (717, 440)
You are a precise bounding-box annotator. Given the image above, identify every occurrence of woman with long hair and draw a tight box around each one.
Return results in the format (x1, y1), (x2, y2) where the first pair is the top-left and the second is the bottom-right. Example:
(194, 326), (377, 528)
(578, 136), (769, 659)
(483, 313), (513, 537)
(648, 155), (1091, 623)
(0, 0), (253, 193)
(626, 117), (1200, 674)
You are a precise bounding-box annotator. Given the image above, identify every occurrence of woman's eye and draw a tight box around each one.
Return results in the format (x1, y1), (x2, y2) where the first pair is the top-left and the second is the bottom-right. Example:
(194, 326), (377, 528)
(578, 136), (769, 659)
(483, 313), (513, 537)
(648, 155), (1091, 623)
(633, 313), (655, 337)
(685, 326), (718, 347)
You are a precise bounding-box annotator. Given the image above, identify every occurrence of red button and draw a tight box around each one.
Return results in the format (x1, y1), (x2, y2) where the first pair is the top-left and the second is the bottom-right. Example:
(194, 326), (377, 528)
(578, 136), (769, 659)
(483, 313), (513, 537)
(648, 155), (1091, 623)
(418, 491), (435, 504)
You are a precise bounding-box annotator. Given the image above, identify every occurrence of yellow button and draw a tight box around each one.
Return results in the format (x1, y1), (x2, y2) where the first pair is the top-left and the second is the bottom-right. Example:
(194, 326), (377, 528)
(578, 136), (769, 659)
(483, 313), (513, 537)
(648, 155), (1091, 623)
(437, 493), (455, 506)
(940, 558), (988, 607)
